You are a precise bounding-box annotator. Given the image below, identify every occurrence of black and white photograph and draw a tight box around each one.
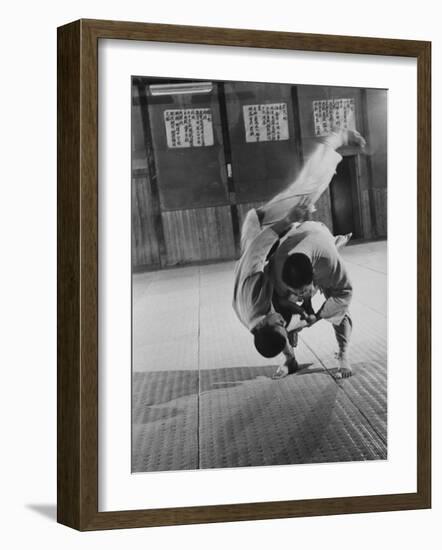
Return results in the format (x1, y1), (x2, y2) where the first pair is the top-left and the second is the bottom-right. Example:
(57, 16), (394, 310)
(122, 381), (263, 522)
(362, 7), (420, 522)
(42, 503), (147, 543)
(131, 77), (388, 472)
(1, 0), (436, 541)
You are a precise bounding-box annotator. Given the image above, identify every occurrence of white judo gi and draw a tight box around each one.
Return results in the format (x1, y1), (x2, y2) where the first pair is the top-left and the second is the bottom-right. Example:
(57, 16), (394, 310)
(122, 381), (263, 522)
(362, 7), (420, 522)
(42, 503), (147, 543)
(233, 132), (347, 333)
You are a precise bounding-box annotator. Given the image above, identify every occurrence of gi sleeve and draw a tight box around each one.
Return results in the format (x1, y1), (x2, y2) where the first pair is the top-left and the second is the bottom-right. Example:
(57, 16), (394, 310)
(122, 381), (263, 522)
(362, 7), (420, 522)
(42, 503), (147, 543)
(240, 226), (280, 277)
(232, 226), (280, 331)
(315, 252), (353, 324)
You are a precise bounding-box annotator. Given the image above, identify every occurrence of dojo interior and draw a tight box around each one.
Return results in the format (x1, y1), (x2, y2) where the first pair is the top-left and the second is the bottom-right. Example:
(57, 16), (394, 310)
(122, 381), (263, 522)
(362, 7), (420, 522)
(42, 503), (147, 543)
(131, 78), (387, 270)
(131, 78), (388, 472)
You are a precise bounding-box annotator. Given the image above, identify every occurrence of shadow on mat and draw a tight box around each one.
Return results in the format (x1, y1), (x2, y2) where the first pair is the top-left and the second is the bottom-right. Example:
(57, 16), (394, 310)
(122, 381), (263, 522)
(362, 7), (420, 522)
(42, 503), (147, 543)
(200, 374), (341, 468)
(200, 363), (320, 392)
(134, 405), (184, 425)
(132, 365), (328, 410)
(132, 364), (383, 470)
(201, 366), (274, 392)
(295, 364), (327, 376)
(133, 370), (198, 408)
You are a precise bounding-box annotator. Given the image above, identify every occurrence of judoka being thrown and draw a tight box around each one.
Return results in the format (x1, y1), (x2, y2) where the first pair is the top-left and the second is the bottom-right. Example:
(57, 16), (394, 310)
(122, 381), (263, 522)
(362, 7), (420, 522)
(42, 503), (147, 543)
(232, 128), (366, 379)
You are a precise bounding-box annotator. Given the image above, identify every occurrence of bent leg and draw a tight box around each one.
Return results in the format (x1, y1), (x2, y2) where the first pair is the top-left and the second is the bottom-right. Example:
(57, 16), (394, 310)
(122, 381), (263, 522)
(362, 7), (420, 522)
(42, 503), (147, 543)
(258, 129), (365, 226)
(333, 314), (353, 379)
(333, 313), (352, 355)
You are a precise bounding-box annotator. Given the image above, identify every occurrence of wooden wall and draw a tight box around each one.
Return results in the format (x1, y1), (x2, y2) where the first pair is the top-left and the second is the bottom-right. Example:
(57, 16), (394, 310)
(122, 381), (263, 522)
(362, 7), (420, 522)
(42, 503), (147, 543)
(360, 189), (373, 239)
(131, 80), (388, 270)
(373, 187), (388, 237)
(296, 86), (365, 158)
(296, 85), (387, 240)
(225, 81), (302, 203)
(131, 84), (162, 268)
(161, 206), (235, 266)
(132, 176), (160, 267)
(365, 89), (388, 238)
(147, 85), (229, 211)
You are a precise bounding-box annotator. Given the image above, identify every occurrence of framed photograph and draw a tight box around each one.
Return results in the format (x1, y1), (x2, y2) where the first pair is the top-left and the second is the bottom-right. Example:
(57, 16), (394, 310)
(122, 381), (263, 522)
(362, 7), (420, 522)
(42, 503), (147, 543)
(57, 19), (431, 530)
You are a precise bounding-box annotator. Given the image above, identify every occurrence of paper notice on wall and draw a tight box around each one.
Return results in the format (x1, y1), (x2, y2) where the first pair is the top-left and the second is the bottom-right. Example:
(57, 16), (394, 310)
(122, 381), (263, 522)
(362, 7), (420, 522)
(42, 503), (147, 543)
(243, 103), (289, 143)
(164, 108), (214, 148)
(312, 98), (356, 136)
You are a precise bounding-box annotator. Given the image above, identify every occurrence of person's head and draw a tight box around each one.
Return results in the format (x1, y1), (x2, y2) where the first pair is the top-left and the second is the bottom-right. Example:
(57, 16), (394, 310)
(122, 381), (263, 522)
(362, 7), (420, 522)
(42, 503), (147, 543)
(253, 312), (287, 358)
(282, 253), (314, 299)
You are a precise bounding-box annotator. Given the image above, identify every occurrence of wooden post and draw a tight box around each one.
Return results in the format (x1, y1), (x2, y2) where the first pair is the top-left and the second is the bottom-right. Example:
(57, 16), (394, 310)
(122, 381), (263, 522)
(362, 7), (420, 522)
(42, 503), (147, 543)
(217, 82), (241, 256)
(135, 78), (168, 267)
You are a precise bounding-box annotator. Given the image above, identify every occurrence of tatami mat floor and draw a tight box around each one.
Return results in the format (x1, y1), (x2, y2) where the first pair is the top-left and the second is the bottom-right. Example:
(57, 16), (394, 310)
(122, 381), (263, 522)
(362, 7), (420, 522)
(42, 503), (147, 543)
(132, 241), (387, 472)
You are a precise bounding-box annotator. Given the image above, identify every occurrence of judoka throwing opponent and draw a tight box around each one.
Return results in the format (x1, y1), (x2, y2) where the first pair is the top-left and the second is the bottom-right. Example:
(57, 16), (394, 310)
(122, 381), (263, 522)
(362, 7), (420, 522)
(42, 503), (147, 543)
(232, 128), (366, 379)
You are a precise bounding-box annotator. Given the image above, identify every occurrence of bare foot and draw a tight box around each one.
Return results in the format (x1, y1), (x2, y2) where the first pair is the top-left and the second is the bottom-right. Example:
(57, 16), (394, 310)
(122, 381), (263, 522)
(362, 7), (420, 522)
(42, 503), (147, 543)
(334, 353), (353, 379)
(346, 129), (366, 149)
(334, 232), (352, 250)
(334, 365), (353, 379)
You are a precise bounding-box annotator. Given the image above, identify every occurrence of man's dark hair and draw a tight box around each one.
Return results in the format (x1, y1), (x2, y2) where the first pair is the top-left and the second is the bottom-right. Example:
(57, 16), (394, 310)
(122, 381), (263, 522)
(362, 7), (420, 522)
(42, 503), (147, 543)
(253, 325), (287, 358)
(282, 253), (313, 288)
